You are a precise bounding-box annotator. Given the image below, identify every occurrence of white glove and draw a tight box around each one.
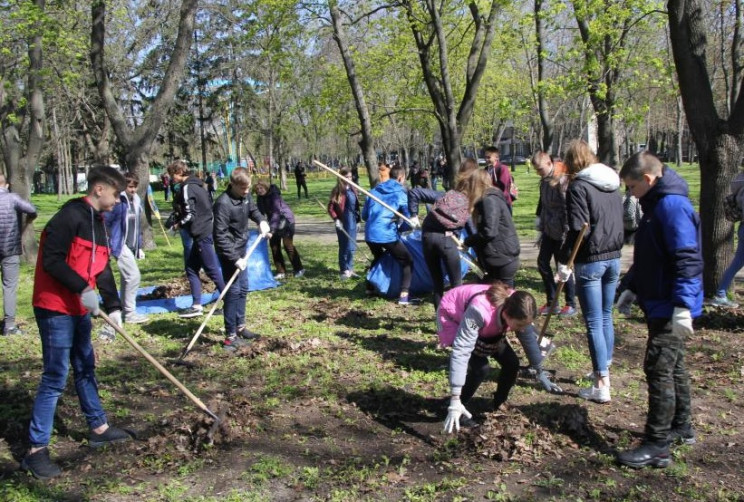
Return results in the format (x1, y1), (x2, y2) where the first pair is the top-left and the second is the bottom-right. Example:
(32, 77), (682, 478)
(167, 227), (177, 237)
(534, 217), (541, 231)
(334, 219), (343, 230)
(408, 215), (421, 228)
(672, 307), (693, 337)
(616, 290), (636, 314)
(137, 249), (145, 260)
(555, 263), (572, 283)
(81, 287), (100, 316)
(109, 310), (122, 328)
(235, 256), (248, 271)
(259, 220), (271, 237)
(443, 397), (472, 434)
(535, 369), (563, 393)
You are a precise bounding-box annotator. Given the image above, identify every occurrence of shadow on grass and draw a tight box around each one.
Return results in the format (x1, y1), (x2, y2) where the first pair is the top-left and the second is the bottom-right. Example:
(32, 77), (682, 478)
(334, 330), (447, 373)
(518, 402), (611, 454)
(346, 385), (444, 446)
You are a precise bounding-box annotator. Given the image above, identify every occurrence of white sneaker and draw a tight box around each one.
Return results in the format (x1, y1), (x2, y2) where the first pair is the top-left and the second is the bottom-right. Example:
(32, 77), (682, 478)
(294, 269), (305, 278)
(124, 312), (148, 324)
(578, 385), (611, 403)
(340, 270), (351, 280)
(274, 273), (286, 280)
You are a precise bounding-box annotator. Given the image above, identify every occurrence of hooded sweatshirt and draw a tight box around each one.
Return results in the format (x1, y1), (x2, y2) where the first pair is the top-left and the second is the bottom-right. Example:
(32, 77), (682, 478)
(559, 163), (624, 264)
(464, 187), (520, 268)
(626, 166), (703, 319)
(362, 179), (409, 243)
(174, 175), (214, 240)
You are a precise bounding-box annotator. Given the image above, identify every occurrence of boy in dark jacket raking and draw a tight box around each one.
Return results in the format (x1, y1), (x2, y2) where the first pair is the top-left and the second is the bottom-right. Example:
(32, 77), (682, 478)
(615, 152), (702, 469)
(23, 167), (133, 479)
(168, 160), (226, 318)
(213, 168), (270, 350)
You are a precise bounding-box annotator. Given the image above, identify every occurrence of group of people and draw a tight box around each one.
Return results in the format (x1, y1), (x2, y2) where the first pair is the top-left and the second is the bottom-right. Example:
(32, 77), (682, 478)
(0, 138), (731, 479)
(324, 142), (704, 471)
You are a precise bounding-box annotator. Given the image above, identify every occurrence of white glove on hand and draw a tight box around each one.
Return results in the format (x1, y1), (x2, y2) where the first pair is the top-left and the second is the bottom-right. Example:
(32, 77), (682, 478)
(443, 397), (472, 434)
(555, 263), (572, 283)
(616, 290), (637, 315)
(408, 215), (421, 228)
(535, 217), (541, 231)
(235, 256), (248, 271)
(334, 219), (343, 231)
(167, 227), (177, 237)
(259, 220), (271, 237)
(109, 310), (122, 328)
(137, 249), (145, 260)
(81, 287), (100, 316)
(535, 369), (563, 393)
(672, 307), (693, 337)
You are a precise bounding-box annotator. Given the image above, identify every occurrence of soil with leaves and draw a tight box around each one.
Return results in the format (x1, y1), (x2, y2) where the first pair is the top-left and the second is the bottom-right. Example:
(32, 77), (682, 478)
(1, 240), (743, 501)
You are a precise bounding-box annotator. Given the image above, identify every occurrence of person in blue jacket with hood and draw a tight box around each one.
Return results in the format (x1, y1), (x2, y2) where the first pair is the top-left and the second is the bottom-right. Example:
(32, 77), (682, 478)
(615, 151), (702, 469)
(363, 164), (414, 304)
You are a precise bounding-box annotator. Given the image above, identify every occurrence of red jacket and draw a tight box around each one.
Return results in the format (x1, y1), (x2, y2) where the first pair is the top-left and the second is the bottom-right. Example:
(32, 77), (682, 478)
(33, 197), (121, 316)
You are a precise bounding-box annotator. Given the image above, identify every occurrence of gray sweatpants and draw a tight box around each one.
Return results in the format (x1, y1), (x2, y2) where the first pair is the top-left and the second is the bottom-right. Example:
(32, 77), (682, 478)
(117, 246), (141, 317)
(1, 255), (20, 330)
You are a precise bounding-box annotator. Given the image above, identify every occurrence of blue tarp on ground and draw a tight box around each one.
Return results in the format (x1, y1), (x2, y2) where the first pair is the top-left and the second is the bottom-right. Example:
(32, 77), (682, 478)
(366, 230), (473, 299)
(134, 231), (278, 314)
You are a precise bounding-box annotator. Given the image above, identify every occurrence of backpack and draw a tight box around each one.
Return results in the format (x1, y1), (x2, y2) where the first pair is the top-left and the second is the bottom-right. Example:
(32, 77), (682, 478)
(431, 190), (470, 229)
(509, 175), (519, 201)
(623, 192), (643, 231)
(724, 193), (743, 222)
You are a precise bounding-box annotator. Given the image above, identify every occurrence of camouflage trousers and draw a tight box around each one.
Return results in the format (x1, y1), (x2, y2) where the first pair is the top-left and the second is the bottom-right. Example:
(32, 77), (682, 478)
(643, 318), (693, 443)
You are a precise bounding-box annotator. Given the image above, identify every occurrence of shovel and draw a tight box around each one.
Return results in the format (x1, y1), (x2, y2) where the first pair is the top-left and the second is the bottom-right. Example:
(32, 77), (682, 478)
(538, 222), (589, 350)
(178, 234), (265, 361)
(99, 311), (219, 422)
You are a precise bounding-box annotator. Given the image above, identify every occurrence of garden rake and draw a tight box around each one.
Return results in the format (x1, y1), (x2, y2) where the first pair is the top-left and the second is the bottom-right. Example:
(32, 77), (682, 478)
(99, 311), (219, 423)
(178, 233), (266, 361)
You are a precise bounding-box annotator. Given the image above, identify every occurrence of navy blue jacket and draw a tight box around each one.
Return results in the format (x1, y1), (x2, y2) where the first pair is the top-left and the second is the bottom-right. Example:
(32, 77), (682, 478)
(626, 167), (703, 319)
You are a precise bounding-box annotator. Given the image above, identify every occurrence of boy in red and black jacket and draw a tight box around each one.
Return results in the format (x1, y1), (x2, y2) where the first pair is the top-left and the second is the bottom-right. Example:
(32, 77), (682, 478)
(22, 166), (133, 479)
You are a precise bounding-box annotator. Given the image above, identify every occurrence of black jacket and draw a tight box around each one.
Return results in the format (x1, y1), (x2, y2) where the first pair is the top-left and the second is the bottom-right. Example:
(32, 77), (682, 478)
(559, 164), (624, 264)
(464, 187), (519, 267)
(213, 187), (265, 261)
(174, 176), (214, 240)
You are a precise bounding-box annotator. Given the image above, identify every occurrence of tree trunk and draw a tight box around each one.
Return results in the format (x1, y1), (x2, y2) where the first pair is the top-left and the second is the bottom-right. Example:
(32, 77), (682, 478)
(91, 0), (198, 250)
(534, 0), (554, 152)
(329, 1), (379, 185)
(668, 0), (744, 295)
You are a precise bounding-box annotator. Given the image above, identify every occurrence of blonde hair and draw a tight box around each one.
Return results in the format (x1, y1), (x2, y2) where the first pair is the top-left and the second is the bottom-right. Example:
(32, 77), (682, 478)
(230, 167), (251, 187)
(253, 180), (270, 194)
(466, 169), (494, 218)
(564, 140), (598, 176)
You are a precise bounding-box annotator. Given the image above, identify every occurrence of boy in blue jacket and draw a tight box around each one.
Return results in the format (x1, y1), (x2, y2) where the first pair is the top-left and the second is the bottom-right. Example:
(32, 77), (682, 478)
(616, 151), (702, 469)
(362, 165), (414, 304)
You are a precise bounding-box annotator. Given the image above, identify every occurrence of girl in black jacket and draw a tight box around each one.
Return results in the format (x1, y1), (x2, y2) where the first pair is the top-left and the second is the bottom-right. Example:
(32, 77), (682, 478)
(464, 170), (520, 286)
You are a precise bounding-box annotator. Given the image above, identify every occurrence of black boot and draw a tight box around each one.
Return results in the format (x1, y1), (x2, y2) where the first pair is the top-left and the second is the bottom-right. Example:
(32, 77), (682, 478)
(667, 425), (696, 446)
(21, 447), (62, 479)
(617, 442), (671, 469)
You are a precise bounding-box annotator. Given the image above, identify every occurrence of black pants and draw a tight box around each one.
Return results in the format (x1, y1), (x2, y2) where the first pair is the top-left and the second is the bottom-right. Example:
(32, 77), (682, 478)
(296, 180), (308, 198)
(537, 235), (576, 307)
(270, 223), (303, 275)
(422, 231), (462, 309)
(461, 337), (520, 409)
(481, 258), (519, 288)
(367, 240), (413, 294)
(644, 318), (692, 443)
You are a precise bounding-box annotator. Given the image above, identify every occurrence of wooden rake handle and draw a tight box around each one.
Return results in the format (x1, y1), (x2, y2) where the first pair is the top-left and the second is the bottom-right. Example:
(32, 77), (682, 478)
(538, 222), (589, 345)
(99, 311), (218, 421)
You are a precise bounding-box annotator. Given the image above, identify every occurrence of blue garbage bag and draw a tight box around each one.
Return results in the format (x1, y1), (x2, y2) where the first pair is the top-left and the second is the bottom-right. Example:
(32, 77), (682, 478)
(366, 230), (473, 299)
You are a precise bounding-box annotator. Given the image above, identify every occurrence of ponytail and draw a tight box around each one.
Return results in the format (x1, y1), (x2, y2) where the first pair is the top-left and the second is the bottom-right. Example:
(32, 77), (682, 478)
(486, 282), (537, 321)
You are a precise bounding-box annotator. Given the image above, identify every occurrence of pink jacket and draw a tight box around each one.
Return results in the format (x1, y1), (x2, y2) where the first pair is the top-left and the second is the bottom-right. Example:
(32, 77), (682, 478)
(437, 284), (507, 347)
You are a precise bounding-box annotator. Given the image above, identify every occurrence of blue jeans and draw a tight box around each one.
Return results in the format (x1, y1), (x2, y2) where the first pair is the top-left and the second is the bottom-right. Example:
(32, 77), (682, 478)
(575, 259), (620, 377)
(218, 257), (248, 335)
(29, 308), (107, 447)
(716, 223), (744, 297)
(336, 222), (357, 273)
(186, 236), (225, 305)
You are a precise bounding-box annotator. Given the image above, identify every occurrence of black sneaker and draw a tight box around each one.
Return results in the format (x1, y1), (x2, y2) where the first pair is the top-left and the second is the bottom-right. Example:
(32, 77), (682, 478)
(617, 442), (671, 469)
(668, 426), (697, 445)
(212, 308), (223, 316)
(21, 448), (62, 479)
(236, 327), (260, 340)
(88, 426), (133, 448)
(223, 336), (249, 351)
(178, 306), (203, 318)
